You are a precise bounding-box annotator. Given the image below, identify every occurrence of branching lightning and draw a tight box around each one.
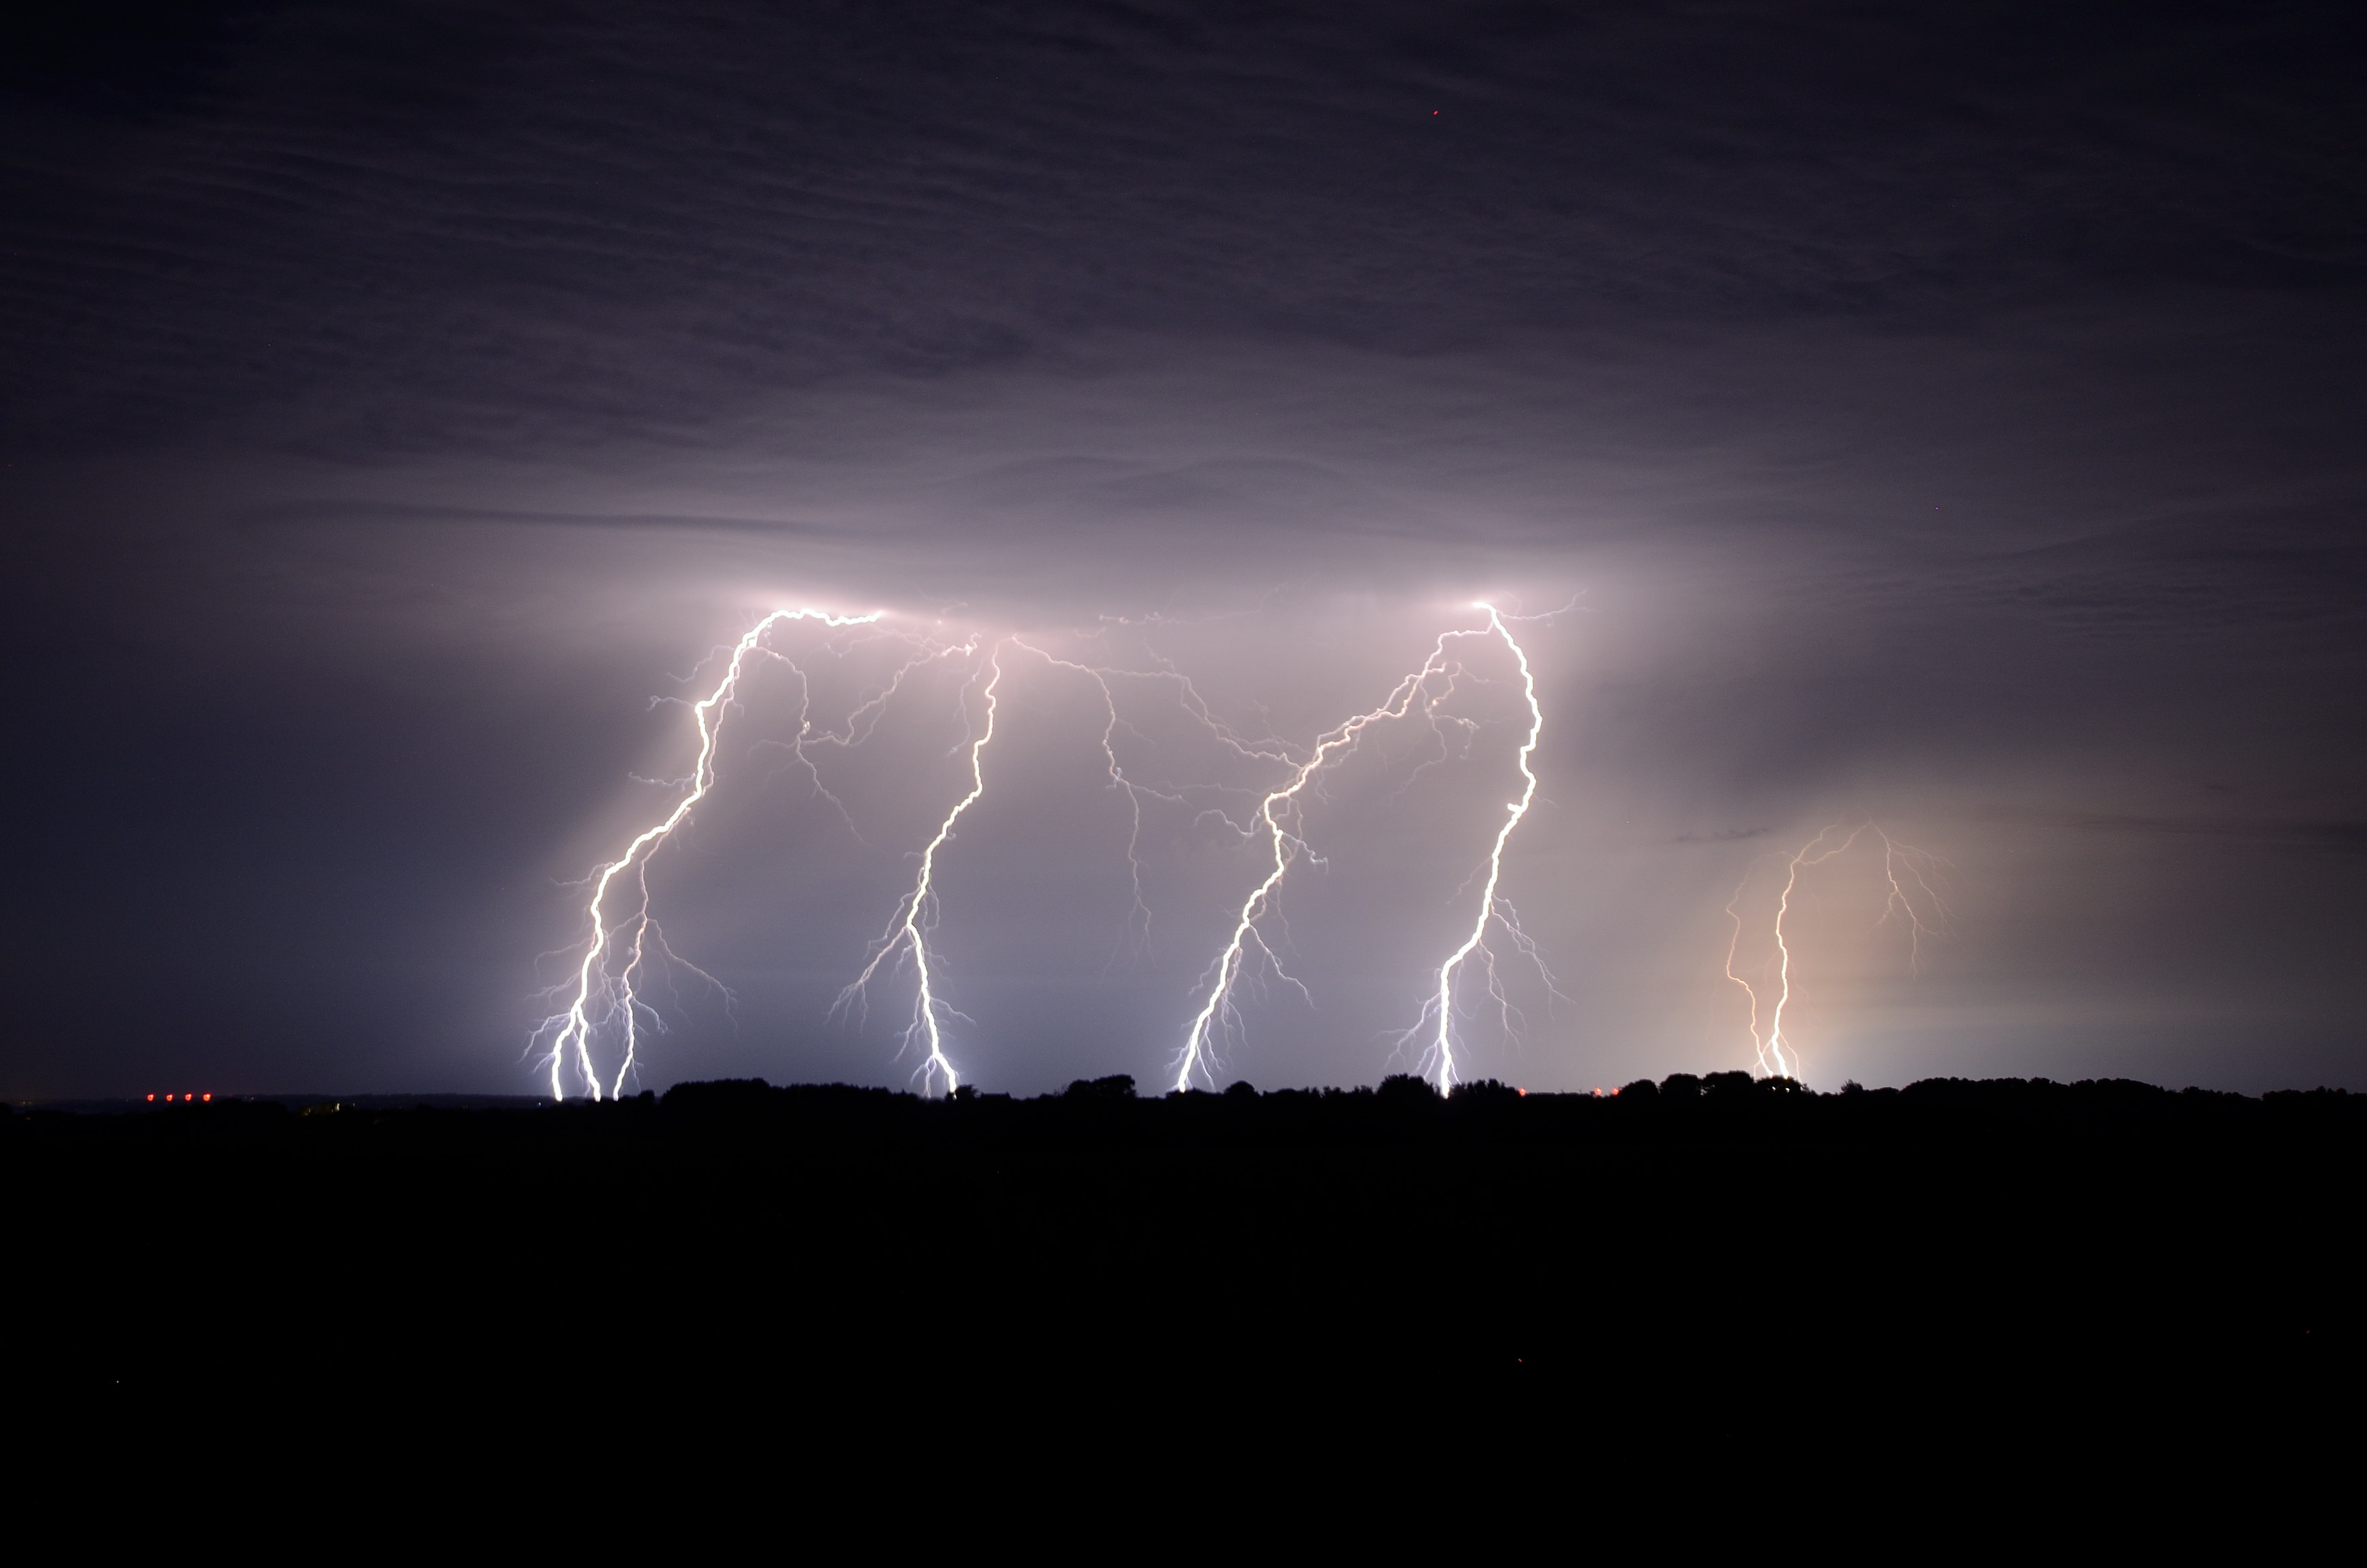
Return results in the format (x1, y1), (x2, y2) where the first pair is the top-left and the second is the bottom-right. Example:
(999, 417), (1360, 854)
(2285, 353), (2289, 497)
(1724, 822), (1946, 1081)
(1392, 603), (1560, 1093)
(1010, 640), (1163, 959)
(532, 608), (884, 1100)
(540, 603), (1566, 1100)
(832, 643), (1005, 1097)
(1177, 604), (1559, 1092)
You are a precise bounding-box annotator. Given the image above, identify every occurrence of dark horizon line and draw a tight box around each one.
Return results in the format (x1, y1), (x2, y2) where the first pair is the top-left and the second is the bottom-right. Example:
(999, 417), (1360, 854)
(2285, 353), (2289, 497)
(16, 1070), (2361, 1115)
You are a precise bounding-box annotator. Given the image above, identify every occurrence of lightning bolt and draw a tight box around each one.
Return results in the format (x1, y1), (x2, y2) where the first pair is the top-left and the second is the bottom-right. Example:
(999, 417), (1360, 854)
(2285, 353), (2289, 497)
(1397, 603), (1555, 1093)
(1172, 639), (1458, 1091)
(834, 643), (1005, 1096)
(1009, 640), (1163, 960)
(1723, 822), (1946, 1081)
(743, 628), (976, 843)
(534, 608), (884, 1100)
(541, 605), (1567, 1100)
(1177, 606), (1555, 1092)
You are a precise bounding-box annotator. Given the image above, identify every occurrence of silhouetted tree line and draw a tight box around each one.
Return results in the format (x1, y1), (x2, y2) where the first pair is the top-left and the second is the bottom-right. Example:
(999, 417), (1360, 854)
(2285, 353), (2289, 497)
(11, 1070), (2360, 1156)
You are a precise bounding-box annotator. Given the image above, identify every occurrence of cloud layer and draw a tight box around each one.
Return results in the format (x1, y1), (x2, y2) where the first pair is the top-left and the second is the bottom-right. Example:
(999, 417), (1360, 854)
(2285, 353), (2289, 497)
(3, 3), (2362, 1096)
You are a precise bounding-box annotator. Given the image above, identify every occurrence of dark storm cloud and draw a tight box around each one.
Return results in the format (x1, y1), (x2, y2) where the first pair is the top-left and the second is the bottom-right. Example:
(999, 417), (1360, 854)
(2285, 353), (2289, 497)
(7, 3), (2359, 451)
(3, 3), (2363, 1098)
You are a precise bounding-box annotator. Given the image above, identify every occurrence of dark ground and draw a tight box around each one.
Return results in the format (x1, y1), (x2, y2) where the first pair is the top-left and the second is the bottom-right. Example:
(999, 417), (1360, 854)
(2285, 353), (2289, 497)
(12, 1072), (2362, 1404)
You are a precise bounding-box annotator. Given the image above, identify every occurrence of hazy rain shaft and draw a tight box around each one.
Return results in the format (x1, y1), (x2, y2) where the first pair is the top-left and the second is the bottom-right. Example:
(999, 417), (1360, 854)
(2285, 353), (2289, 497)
(5, 3), (2364, 1099)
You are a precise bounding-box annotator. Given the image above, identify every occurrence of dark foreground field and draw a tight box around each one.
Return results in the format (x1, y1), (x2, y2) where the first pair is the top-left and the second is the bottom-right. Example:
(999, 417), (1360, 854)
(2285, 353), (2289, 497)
(10, 1073), (2363, 1391)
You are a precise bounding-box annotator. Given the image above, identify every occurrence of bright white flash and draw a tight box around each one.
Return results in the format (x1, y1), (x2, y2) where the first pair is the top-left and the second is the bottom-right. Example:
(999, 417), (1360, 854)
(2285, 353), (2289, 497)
(533, 608), (884, 1101)
(1723, 823), (1945, 1081)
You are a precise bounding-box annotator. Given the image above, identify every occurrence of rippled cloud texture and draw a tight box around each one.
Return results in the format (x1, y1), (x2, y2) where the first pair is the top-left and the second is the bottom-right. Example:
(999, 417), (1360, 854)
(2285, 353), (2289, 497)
(5, 3), (2362, 1096)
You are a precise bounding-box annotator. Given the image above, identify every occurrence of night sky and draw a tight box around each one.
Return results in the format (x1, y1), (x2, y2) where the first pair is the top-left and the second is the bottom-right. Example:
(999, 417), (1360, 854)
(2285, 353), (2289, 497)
(5, 2), (2362, 1100)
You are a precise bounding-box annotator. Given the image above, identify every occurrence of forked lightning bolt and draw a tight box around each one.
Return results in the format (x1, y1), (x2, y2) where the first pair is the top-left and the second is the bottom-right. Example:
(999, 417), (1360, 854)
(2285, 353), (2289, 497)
(1009, 640), (1162, 957)
(1177, 605), (1557, 1092)
(1724, 823), (1945, 1081)
(834, 644), (1005, 1096)
(1401, 603), (1557, 1092)
(540, 606), (1565, 1099)
(534, 608), (884, 1100)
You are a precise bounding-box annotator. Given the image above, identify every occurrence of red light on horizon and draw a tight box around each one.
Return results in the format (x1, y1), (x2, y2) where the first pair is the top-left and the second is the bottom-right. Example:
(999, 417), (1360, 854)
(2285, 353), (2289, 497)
(147, 1094), (155, 1102)
(202, 1093), (212, 1102)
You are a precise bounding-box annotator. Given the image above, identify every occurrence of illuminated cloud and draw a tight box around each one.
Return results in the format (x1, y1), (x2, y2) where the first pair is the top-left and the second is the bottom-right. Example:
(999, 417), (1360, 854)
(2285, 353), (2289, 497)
(3, 5), (2361, 1096)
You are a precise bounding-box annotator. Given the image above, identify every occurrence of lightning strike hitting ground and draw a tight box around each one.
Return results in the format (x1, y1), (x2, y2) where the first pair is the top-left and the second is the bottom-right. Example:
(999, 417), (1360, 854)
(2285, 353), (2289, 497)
(1399, 603), (1557, 1092)
(533, 608), (884, 1100)
(1724, 823), (1945, 1081)
(1171, 640), (1459, 1090)
(1176, 607), (1558, 1091)
(833, 644), (1006, 1097)
(541, 606), (1567, 1098)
